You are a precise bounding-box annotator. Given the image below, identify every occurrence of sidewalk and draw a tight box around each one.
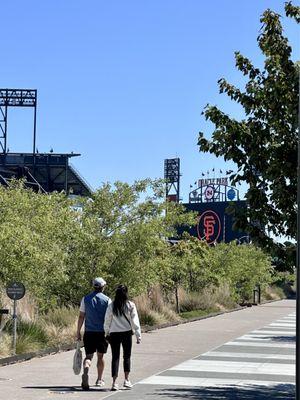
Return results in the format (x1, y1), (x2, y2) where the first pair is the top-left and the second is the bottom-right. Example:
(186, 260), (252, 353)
(0, 299), (295, 400)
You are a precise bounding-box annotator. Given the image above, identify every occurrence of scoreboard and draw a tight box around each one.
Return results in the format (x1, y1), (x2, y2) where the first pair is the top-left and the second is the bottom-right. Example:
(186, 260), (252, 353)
(182, 201), (248, 244)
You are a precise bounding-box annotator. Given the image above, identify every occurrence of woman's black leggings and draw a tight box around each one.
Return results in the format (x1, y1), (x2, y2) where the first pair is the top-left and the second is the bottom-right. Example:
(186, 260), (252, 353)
(110, 331), (132, 377)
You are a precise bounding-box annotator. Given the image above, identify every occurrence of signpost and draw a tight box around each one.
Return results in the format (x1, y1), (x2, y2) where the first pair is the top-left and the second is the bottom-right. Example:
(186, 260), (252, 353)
(6, 282), (25, 354)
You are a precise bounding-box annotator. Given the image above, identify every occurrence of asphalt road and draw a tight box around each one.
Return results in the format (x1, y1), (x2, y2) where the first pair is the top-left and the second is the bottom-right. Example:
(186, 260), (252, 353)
(0, 299), (295, 400)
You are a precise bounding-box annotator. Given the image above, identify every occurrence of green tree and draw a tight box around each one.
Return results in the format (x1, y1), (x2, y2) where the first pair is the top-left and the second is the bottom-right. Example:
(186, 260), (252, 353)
(0, 181), (81, 309)
(207, 242), (273, 303)
(64, 179), (196, 300)
(198, 2), (299, 257)
(0, 180), (195, 308)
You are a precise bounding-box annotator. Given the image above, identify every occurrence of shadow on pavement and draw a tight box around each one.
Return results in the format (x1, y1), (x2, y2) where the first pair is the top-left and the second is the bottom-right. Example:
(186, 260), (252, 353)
(262, 335), (296, 342)
(152, 384), (295, 399)
(23, 386), (110, 393)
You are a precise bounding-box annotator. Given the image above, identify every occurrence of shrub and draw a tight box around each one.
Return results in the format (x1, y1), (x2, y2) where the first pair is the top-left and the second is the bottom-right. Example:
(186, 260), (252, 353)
(148, 286), (165, 312)
(3, 319), (49, 355)
(15, 320), (48, 345)
(0, 333), (11, 357)
(16, 333), (42, 354)
(43, 320), (77, 347)
(179, 288), (216, 312)
(214, 282), (237, 309)
(41, 306), (78, 328)
(134, 287), (180, 326)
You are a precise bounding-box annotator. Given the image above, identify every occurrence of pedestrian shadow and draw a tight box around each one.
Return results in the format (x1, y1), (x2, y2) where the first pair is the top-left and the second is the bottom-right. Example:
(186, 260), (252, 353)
(152, 383), (295, 399)
(23, 385), (111, 393)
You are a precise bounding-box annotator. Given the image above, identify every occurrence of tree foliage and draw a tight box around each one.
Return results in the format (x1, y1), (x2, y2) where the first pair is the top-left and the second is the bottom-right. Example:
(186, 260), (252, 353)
(0, 180), (195, 308)
(162, 236), (272, 306)
(198, 2), (299, 256)
(0, 181), (274, 310)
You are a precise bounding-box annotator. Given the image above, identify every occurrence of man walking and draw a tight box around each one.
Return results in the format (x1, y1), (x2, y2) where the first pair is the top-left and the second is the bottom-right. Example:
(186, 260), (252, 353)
(77, 277), (110, 390)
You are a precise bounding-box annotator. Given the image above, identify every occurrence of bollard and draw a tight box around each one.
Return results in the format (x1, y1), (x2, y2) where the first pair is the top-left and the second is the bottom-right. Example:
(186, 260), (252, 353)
(257, 285), (261, 304)
(252, 285), (261, 305)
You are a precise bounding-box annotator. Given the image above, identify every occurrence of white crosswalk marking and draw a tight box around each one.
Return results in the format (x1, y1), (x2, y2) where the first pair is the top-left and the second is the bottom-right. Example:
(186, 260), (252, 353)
(250, 329), (295, 334)
(140, 375), (290, 387)
(202, 351), (295, 360)
(170, 359), (295, 375)
(139, 312), (296, 389)
(225, 340), (295, 348)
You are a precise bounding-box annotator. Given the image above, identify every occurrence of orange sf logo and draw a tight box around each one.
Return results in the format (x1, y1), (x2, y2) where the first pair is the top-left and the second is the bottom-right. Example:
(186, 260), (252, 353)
(197, 210), (221, 244)
(203, 215), (216, 241)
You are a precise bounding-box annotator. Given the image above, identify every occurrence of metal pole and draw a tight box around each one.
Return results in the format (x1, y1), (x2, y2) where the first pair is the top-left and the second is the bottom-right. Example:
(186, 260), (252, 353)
(12, 299), (17, 355)
(296, 69), (300, 400)
(4, 104), (7, 154)
(33, 91), (37, 155)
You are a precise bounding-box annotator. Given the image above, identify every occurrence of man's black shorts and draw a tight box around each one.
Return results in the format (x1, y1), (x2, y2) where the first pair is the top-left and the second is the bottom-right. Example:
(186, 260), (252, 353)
(83, 331), (108, 355)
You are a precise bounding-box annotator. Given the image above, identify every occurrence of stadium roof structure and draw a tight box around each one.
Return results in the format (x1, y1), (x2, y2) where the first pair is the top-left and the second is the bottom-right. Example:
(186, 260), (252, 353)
(0, 89), (92, 196)
(0, 152), (92, 195)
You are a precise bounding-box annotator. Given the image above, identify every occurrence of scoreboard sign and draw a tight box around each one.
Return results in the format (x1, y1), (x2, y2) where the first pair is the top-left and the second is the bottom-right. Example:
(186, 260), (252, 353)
(181, 201), (247, 244)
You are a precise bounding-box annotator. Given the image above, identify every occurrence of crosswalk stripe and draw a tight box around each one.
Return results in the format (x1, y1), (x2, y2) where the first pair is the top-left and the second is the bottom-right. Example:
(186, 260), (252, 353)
(276, 318), (295, 321)
(169, 359), (295, 376)
(251, 330), (295, 335)
(201, 351), (295, 360)
(242, 331), (295, 340)
(225, 341), (295, 348)
(140, 375), (292, 387)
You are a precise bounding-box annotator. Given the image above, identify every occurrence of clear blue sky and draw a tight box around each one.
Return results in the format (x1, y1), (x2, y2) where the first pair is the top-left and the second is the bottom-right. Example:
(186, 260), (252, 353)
(2, 0), (299, 200)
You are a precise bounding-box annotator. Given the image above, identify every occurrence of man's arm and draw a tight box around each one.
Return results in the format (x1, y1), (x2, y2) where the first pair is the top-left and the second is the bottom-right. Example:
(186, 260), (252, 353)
(77, 311), (85, 341)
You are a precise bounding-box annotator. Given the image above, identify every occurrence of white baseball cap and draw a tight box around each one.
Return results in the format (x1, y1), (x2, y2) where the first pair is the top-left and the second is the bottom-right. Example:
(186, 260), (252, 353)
(93, 277), (106, 287)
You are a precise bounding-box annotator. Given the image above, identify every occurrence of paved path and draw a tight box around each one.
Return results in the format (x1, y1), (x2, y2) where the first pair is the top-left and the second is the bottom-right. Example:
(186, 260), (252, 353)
(121, 309), (295, 399)
(0, 299), (295, 399)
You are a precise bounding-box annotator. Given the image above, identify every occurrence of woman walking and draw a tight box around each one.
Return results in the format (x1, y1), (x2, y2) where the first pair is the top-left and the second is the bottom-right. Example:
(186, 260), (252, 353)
(104, 284), (141, 391)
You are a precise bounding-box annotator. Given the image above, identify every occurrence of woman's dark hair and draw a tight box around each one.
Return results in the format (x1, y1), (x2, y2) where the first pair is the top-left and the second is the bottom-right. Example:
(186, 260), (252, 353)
(113, 284), (129, 316)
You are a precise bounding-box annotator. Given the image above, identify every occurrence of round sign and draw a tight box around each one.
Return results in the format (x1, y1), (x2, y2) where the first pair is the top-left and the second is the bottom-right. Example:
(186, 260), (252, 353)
(204, 185), (214, 200)
(6, 282), (26, 300)
(227, 188), (236, 201)
(197, 210), (221, 244)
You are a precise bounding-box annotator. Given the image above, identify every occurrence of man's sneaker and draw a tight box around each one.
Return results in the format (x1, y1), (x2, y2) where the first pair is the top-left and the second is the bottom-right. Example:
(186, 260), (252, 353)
(111, 383), (119, 391)
(81, 372), (89, 390)
(123, 380), (133, 389)
(95, 379), (105, 387)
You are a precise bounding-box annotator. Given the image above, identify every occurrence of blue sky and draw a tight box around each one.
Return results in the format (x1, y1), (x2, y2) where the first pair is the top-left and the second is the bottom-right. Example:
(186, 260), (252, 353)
(2, 0), (299, 201)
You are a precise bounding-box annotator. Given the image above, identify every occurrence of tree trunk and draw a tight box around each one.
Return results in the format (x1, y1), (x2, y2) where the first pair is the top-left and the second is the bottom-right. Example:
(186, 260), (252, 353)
(175, 286), (180, 314)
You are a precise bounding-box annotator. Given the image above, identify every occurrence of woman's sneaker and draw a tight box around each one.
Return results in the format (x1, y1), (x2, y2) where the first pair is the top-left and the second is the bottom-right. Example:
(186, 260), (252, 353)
(111, 383), (119, 391)
(95, 379), (105, 387)
(123, 380), (133, 389)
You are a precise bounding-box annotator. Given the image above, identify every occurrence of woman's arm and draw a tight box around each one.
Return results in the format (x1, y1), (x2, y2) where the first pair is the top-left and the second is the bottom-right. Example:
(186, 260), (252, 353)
(130, 302), (141, 342)
(104, 303), (113, 336)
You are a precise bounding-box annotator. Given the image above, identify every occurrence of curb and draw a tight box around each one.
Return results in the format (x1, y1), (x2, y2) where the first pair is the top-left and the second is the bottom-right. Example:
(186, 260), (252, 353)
(0, 297), (284, 367)
(0, 342), (77, 367)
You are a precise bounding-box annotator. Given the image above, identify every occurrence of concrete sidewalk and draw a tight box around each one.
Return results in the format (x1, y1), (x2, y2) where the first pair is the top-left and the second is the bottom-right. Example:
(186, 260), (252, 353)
(0, 299), (295, 400)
